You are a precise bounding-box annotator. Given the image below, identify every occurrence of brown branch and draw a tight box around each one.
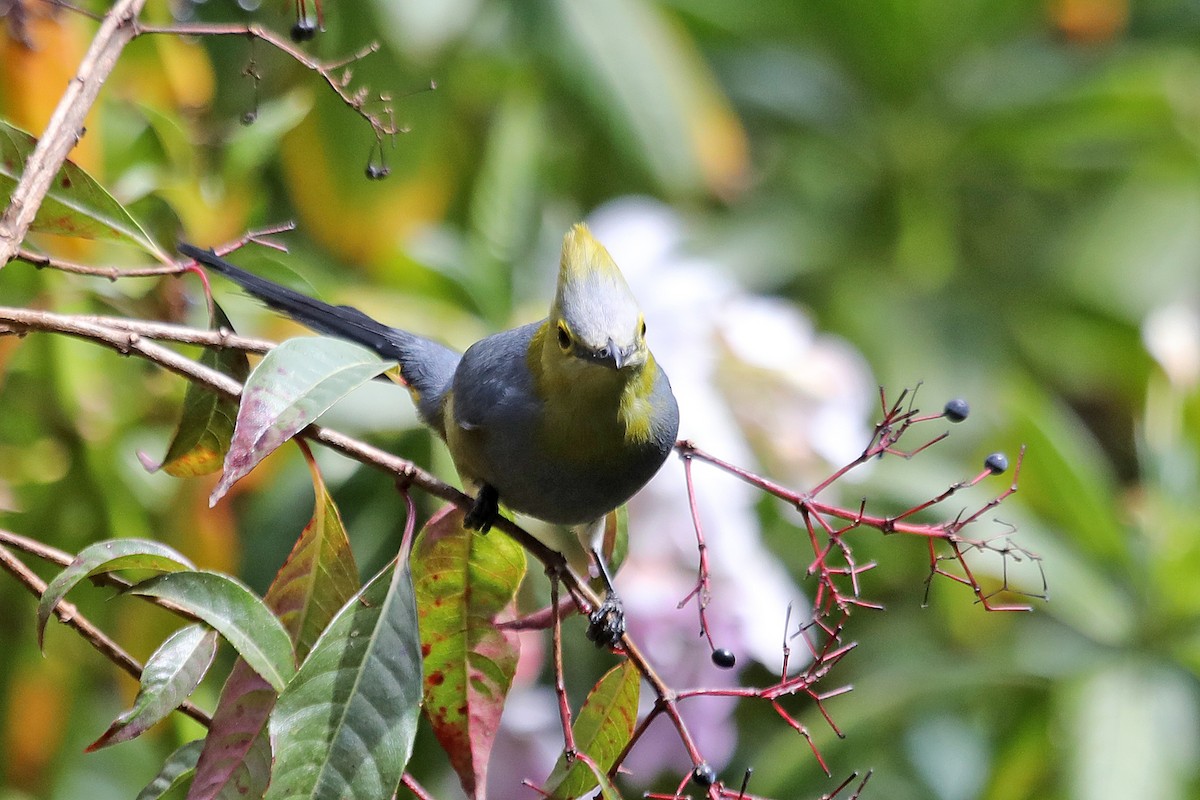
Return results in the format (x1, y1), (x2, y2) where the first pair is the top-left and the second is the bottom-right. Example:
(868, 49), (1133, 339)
(64, 315), (274, 353)
(0, 543), (212, 727)
(0, 527), (199, 622)
(550, 578), (577, 756)
(0, 0), (159, 266)
(15, 248), (188, 279)
(13, 221), (296, 282)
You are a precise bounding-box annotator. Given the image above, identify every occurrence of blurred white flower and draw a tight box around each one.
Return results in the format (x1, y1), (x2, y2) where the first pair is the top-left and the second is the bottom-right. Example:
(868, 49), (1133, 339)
(486, 198), (874, 790)
(1143, 302), (1200, 389)
(592, 197), (874, 775)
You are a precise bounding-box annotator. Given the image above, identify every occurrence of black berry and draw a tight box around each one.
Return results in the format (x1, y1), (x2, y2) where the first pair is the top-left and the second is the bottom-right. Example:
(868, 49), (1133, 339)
(692, 763), (716, 788)
(364, 164), (390, 181)
(290, 19), (317, 42)
(985, 452), (1008, 475)
(943, 398), (970, 423)
(711, 648), (737, 669)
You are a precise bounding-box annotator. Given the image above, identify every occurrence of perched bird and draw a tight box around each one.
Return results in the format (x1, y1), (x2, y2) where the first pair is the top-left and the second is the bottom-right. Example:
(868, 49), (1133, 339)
(178, 225), (680, 536)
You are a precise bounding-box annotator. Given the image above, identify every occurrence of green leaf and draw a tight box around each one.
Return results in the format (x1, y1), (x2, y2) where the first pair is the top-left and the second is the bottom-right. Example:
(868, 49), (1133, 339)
(265, 555), (422, 800)
(413, 505), (526, 799)
(142, 301), (250, 478)
(209, 337), (397, 506)
(272, 463), (363, 661)
(0, 119), (166, 257)
(136, 740), (205, 800)
(546, 660), (641, 800)
(88, 623), (219, 751)
(187, 463), (360, 800)
(128, 571), (296, 692)
(37, 538), (195, 648)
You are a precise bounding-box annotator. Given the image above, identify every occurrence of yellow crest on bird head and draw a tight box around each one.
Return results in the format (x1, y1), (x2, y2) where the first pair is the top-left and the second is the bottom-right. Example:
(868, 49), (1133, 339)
(552, 224), (647, 369)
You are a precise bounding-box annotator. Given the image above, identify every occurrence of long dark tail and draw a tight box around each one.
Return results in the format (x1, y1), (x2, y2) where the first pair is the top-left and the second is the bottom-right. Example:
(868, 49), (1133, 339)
(179, 243), (460, 432)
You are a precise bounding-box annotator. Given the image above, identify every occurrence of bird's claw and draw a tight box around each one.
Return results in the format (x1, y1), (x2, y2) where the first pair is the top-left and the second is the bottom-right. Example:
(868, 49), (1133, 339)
(586, 590), (626, 649)
(464, 484), (500, 532)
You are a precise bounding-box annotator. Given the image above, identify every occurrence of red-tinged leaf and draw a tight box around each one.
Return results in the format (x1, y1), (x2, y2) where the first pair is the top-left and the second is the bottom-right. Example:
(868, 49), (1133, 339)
(187, 464), (359, 800)
(37, 538), (195, 648)
(265, 555), (422, 800)
(412, 505), (526, 800)
(136, 740), (205, 800)
(545, 660), (641, 800)
(185, 660), (275, 800)
(88, 624), (219, 751)
(271, 463), (361, 662)
(143, 301), (249, 478)
(0, 120), (168, 257)
(128, 571), (295, 692)
(209, 337), (396, 506)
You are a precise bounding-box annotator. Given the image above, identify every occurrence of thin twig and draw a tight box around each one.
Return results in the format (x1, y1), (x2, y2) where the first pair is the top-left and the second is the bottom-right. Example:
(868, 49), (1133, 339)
(65, 316), (274, 353)
(14, 221), (296, 282)
(0, 527), (199, 621)
(550, 577), (576, 756)
(132, 21), (401, 141)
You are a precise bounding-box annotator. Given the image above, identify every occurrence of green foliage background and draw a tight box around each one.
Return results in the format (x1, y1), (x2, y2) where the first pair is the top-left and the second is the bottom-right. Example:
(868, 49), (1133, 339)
(1, 0), (1199, 798)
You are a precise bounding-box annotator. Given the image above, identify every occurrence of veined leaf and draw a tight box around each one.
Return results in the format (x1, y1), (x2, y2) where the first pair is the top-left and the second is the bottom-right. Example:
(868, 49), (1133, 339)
(143, 301), (249, 478)
(0, 119), (166, 257)
(128, 570), (296, 692)
(187, 462), (360, 800)
(545, 660), (641, 800)
(186, 660), (275, 800)
(209, 336), (396, 506)
(413, 505), (526, 799)
(37, 538), (195, 648)
(272, 461), (362, 662)
(265, 555), (422, 800)
(88, 624), (219, 751)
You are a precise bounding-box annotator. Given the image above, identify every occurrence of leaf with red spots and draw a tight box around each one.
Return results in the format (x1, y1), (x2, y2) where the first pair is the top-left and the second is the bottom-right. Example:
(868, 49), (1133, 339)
(142, 301), (249, 478)
(545, 660), (641, 800)
(412, 505), (527, 800)
(209, 336), (396, 506)
(0, 120), (167, 258)
(186, 460), (359, 800)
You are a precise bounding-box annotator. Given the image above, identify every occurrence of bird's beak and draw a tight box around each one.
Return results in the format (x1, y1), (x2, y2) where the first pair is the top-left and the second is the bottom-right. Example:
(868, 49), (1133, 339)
(588, 338), (641, 370)
(609, 338), (625, 370)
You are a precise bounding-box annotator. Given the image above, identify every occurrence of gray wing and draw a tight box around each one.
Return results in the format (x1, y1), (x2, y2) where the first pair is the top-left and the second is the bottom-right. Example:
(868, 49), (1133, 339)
(449, 321), (544, 432)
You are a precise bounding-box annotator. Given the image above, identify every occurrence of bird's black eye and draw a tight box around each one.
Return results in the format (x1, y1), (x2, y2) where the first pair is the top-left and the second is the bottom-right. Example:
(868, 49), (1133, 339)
(639, 318), (647, 338)
(556, 322), (571, 351)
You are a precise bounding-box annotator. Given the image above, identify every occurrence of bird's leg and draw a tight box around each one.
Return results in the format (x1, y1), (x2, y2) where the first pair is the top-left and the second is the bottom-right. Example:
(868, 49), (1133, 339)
(464, 484), (500, 532)
(585, 546), (626, 649)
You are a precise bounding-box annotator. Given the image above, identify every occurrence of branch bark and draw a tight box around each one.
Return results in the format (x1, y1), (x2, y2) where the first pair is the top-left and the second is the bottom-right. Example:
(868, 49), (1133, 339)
(0, 0), (153, 266)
